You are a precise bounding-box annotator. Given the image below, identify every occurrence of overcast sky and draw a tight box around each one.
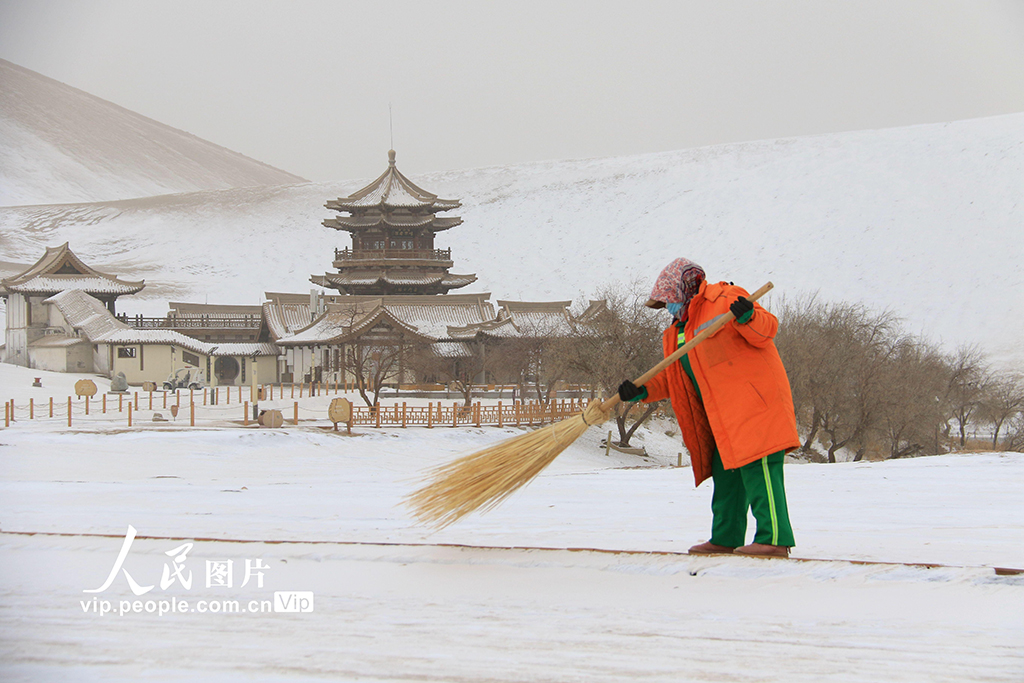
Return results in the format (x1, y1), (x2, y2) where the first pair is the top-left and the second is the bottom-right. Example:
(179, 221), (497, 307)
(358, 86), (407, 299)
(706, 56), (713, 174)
(2, 0), (1024, 182)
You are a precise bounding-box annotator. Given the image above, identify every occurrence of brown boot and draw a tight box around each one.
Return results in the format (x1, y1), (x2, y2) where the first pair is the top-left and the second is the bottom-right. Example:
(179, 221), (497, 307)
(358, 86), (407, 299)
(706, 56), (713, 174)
(734, 543), (790, 558)
(688, 541), (735, 555)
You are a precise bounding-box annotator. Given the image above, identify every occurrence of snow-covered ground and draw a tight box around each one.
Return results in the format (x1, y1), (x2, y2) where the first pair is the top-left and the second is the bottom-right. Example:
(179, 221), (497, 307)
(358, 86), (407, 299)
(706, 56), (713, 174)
(1, 366), (1022, 681)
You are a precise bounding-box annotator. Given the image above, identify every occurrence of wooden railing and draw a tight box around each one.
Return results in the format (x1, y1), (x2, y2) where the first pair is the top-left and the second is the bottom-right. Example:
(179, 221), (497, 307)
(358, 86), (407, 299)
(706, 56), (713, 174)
(119, 314), (261, 330)
(333, 248), (452, 261)
(350, 398), (588, 428)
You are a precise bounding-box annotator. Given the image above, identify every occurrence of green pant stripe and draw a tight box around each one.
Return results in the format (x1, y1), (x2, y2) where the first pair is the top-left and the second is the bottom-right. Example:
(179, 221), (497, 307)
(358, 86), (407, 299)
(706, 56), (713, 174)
(761, 457), (779, 545)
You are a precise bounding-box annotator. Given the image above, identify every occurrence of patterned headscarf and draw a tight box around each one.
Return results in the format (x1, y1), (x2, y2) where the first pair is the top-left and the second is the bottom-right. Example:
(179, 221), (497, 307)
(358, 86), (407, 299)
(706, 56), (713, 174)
(647, 258), (705, 322)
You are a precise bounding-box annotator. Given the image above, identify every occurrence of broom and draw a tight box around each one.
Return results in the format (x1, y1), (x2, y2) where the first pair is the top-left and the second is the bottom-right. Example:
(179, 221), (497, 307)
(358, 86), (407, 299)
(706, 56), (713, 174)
(406, 282), (775, 528)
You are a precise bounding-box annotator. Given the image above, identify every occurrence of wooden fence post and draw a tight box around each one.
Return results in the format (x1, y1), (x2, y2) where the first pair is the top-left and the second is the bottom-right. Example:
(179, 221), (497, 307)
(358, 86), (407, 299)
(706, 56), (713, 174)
(29, 398), (33, 420)
(375, 403), (381, 429)
(102, 394), (106, 414)
(427, 402), (433, 428)
(118, 394), (123, 412)
(474, 402), (480, 427)
(244, 401), (249, 426)
(50, 396), (54, 418)
(134, 392), (139, 411)
(190, 401), (195, 427)
(497, 401), (503, 427)
(127, 402), (132, 427)
(402, 402), (407, 428)
(68, 397), (72, 427)
(293, 401), (299, 426)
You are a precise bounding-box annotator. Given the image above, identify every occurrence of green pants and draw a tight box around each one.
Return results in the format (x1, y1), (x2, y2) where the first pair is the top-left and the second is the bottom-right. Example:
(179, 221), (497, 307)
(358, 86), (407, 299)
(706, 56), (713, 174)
(710, 449), (795, 548)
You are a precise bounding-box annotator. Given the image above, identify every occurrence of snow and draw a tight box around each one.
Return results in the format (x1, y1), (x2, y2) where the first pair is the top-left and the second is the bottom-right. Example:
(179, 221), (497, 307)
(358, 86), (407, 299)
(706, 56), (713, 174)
(1, 114), (1021, 367)
(3, 69), (1024, 681)
(1, 363), (1023, 681)
(0, 59), (305, 206)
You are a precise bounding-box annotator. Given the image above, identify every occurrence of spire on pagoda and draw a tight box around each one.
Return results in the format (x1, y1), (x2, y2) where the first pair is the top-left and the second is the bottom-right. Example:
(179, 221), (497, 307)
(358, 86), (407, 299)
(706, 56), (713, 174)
(312, 150), (477, 296)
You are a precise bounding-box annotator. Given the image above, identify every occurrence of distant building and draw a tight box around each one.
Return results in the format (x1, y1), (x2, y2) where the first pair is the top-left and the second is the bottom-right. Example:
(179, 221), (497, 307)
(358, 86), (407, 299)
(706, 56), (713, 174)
(2, 155), (598, 393)
(312, 150), (477, 296)
(0, 243), (144, 369)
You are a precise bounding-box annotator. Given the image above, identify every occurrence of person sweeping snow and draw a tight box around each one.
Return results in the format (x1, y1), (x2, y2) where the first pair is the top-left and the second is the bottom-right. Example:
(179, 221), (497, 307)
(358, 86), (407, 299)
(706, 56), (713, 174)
(618, 258), (799, 557)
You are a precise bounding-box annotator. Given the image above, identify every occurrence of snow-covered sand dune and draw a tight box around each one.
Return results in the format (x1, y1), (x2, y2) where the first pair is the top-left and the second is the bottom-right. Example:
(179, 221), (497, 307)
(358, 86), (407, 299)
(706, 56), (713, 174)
(0, 59), (305, 206)
(2, 113), (1021, 364)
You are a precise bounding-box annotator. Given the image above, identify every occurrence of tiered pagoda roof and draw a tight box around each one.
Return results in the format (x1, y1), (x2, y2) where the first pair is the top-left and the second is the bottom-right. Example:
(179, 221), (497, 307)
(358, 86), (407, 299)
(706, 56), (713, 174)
(314, 150), (476, 296)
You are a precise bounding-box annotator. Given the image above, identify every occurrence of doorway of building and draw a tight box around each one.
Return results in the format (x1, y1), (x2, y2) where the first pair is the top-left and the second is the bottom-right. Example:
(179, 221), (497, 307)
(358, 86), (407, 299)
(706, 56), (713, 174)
(214, 356), (240, 385)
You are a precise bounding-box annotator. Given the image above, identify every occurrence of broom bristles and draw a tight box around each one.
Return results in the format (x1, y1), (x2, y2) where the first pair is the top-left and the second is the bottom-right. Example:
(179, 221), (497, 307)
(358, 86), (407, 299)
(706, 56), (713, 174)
(405, 400), (611, 528)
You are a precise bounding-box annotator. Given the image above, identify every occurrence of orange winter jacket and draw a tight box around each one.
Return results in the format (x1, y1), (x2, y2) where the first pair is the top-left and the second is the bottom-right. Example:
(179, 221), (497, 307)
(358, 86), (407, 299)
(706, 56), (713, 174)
(642, 281), (800, 485)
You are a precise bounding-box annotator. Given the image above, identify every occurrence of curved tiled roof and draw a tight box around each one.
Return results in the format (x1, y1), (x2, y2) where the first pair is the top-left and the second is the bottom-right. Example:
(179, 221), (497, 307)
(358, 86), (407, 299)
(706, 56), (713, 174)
(262, 301), (313, 340)
(324, 150), (460, 212)
(323, 215), (463, 232)
(318, 270), (477, 289)
(1, 243), (144, 296)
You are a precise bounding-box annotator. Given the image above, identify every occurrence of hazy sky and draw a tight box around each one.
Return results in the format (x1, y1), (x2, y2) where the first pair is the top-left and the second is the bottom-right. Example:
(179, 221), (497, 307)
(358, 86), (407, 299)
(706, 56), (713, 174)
(2, 0), (1024, 181)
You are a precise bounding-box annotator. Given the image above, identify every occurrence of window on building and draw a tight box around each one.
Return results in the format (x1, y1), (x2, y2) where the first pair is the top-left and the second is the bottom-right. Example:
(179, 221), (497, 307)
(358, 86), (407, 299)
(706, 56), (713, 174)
(182, 351), (200, 367)
(117, 347), (136, 359)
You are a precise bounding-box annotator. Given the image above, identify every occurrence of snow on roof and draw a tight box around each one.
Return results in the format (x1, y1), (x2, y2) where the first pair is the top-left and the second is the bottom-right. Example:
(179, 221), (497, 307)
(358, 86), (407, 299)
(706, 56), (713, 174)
(44, 290), (274, 356)
(323, 214), (463, 231)
(266, 293), (496, 345)
(44, 289), (130, 340)
(324, 150), (461, 212)
(100, 329), (211, 355)
(208, 342), (278, 357)
(262, 301), (313, 340)
(9, 275), (145, 296)
(431, 341), (474, 358)
(317, 271), (478, 288)
(383, 296), (495, 340)
(1, 243), (144, 296)
(496, 300), (575, 336)
(447, 318), (521, 340)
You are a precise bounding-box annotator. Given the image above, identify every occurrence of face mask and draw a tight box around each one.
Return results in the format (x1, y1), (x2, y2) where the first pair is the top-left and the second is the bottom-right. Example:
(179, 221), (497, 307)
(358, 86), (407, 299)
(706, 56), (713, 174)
(666, 302), (684, 318)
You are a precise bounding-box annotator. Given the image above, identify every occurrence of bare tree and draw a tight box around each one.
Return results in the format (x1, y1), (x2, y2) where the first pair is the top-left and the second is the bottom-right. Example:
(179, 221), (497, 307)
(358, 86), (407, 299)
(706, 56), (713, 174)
(776, 297), (898, 462)
(407, 339), (493, 407)
(564, 280), (666, 447)
(943, 345), (991, 449)
(981, 373), (1024, 449)
(880, 337), (949, 459)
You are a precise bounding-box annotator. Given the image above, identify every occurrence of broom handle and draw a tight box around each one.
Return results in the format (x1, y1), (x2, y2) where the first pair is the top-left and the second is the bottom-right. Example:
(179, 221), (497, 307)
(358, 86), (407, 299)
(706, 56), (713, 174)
(600, 281), (774, 412)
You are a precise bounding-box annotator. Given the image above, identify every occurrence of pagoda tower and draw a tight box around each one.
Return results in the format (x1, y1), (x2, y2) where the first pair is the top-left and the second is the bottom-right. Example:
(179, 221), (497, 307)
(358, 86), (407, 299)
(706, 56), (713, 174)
(311, 150), (477, 296)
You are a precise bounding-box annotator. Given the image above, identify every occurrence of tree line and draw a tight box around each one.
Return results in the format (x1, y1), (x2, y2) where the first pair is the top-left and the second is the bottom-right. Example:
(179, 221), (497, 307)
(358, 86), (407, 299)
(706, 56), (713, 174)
(774, 294), (1024, 460)
(349, 283), (1023, 459)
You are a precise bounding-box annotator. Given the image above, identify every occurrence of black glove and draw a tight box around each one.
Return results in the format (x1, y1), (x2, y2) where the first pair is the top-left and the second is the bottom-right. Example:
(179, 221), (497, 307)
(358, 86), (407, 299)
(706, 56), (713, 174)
(730, 296), (754, 324)
(618, 380), (647, 402)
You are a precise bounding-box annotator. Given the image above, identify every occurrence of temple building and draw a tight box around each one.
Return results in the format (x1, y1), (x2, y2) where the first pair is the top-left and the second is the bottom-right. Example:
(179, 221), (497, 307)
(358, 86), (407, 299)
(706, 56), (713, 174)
(311, 150), (477, 296)
(0, 243), (144, 368)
